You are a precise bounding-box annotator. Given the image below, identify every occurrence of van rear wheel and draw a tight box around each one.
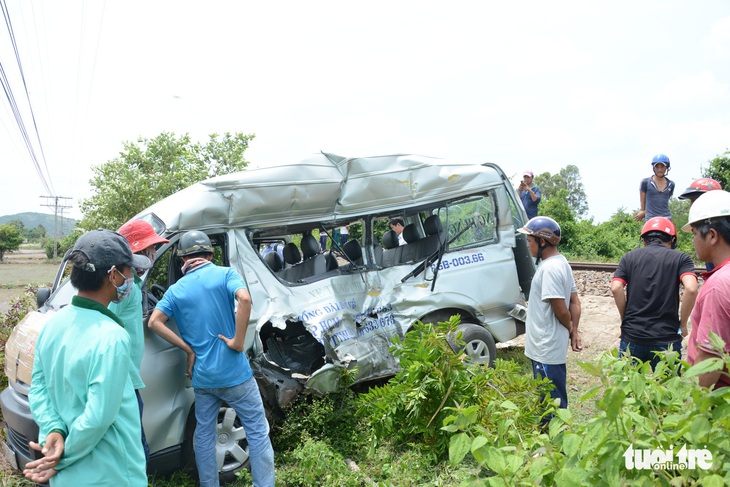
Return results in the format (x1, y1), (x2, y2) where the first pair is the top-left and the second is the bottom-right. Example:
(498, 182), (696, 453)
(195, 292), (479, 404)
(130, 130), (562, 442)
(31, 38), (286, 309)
(448, 323), (496, 367)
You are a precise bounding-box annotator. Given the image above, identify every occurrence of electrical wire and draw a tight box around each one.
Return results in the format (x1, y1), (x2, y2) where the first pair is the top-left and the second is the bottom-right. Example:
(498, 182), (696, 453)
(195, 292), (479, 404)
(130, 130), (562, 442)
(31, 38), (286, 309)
(0, 0), (53, 195)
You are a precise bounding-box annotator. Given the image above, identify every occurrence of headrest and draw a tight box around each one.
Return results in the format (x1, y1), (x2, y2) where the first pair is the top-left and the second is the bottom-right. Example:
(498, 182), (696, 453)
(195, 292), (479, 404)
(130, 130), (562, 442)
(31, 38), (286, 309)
(424, 215), (443, 236)
(301, 234), (320, 259)
(263, 251), (283, 272)
(283, 243), (301, 265)
(382, 230), (399, 249)
(324, 251), (339, 271)
(343, 239), (362, 261)
(403, 224), (421, 243)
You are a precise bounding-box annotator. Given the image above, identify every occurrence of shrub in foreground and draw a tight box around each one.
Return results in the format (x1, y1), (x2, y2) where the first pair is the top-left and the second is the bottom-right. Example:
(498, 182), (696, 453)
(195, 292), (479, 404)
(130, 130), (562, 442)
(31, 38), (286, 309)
(447, 337), (730, 486)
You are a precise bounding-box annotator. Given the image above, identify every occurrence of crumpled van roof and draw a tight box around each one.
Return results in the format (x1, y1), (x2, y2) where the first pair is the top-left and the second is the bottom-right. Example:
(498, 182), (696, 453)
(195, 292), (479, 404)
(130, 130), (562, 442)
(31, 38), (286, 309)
(137, 152), (508, 232)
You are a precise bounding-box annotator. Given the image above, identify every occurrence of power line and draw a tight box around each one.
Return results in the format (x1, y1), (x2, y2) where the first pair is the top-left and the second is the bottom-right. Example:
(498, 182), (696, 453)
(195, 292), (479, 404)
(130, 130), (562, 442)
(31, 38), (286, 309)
(0, 0), (54, 195)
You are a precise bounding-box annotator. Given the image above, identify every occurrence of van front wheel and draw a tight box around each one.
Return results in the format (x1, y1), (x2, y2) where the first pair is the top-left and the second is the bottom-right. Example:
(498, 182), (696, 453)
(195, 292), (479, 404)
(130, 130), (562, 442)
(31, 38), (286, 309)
(448, 323), (496, 367)
(182, 406), (250, 482)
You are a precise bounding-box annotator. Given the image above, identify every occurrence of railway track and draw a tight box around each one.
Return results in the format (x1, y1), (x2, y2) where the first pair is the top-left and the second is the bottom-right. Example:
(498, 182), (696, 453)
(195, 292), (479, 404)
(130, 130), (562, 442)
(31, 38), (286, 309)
(569, 261), (706, 275)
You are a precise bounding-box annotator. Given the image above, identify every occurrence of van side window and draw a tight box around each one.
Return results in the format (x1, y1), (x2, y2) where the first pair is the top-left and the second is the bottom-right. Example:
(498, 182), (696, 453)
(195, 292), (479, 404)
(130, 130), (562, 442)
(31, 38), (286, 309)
(439, 194), (497, 251)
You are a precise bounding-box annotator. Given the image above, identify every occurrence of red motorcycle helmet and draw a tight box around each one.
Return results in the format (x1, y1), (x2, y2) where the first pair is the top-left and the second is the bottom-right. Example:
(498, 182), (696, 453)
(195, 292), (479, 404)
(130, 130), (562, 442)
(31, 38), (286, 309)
(641, 217), (677, 248)
(678, 178), (722, 201)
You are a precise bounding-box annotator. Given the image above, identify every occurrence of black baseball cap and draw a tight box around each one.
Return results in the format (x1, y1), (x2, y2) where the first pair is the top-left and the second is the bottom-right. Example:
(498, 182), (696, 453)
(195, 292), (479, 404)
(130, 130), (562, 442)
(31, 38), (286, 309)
(71, 229), (152, 272)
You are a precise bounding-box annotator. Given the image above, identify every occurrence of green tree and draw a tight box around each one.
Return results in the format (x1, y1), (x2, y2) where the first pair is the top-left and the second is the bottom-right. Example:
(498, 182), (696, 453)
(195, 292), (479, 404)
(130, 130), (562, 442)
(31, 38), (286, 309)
(534, 165), (588, 218)
(0, 224), (23, 261)
(669, 198), (695, 259)
(537, 188), (579, 256)
(592, 209), (642, 260)
(28, 225), (47, 241)
(702, 149), (730, 188)
(79, 131), (254, 230)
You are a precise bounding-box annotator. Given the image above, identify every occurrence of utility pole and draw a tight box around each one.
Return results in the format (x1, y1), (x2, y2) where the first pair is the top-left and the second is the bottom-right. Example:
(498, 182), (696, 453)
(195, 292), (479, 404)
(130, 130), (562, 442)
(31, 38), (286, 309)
(40, 196), (72, 260)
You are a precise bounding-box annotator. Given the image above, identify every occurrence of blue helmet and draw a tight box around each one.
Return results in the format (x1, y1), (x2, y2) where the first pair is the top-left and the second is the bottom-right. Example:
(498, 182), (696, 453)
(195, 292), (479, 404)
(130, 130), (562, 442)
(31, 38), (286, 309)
(651, 153), (670, 168)
(517, 216), (561, 246)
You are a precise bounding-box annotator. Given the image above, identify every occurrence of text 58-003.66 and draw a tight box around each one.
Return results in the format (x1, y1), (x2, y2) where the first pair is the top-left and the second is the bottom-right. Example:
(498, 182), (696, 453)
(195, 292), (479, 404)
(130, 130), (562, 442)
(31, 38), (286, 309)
(430, 252), (485, 272)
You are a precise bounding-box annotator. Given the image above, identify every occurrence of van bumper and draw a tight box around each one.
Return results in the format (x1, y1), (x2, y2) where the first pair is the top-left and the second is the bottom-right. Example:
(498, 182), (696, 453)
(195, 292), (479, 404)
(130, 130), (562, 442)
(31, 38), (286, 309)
(0, 385), (40, 472)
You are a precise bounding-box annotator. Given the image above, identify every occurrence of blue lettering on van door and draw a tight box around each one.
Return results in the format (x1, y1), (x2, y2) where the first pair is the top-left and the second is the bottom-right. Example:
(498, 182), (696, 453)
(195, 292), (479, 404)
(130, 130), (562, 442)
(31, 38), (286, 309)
(429, 252), (485, 272)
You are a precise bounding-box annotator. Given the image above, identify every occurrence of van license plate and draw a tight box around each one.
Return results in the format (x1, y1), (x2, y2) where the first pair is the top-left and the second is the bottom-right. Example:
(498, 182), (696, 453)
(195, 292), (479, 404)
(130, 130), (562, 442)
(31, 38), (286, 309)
(2, 440), (18, 470)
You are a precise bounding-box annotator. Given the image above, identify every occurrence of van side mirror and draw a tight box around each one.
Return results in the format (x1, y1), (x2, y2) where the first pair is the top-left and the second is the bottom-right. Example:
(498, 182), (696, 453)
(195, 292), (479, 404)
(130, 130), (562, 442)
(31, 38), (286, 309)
(36, 288), (51, 308)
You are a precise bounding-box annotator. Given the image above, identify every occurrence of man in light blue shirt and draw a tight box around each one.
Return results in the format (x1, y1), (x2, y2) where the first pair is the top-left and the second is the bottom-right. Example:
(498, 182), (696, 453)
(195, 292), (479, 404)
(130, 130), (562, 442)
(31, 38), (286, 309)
(25, 229), (151, 486)
(149, 230), (275, 487)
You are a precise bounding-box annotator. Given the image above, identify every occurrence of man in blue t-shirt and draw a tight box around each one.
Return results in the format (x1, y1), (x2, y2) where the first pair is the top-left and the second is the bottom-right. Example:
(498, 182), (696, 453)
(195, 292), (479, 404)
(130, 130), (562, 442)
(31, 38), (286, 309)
(148, 231), (274, 487)
(517, 170), (542, 220)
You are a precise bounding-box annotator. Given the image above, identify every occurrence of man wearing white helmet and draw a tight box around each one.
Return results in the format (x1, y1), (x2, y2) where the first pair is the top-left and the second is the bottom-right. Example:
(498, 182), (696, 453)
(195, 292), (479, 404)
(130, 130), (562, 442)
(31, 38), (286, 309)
(683, 190), (730, 388)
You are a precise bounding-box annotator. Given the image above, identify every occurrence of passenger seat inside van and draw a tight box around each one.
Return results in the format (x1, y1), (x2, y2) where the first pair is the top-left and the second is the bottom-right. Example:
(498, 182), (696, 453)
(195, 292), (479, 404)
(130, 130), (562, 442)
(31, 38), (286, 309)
(343, 239), (363, 267)
(400, 224), (422, 263)
(264, 251), (284, 272)
(381, 230), (401, 267)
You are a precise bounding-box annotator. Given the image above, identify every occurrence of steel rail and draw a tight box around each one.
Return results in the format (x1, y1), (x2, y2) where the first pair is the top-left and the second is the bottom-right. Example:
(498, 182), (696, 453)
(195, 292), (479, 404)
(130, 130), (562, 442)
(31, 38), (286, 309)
(569, 261), (706, 275)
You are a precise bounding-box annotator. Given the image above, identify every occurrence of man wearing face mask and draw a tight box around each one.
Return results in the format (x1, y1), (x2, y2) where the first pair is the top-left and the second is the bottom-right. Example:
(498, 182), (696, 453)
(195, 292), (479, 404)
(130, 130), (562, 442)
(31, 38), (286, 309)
(108, 220), (169, 462)
(24, 229), (151, 486)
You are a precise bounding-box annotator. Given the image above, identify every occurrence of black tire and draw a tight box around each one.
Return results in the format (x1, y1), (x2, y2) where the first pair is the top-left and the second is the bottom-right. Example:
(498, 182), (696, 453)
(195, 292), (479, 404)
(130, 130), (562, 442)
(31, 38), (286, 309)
(447, 323), (497, 367)
(181, 405), (251, 483)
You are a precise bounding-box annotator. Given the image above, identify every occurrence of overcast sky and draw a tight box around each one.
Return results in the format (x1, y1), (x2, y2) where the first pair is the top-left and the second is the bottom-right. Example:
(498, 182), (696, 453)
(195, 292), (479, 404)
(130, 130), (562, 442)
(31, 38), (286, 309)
(1, 1), (729, 223)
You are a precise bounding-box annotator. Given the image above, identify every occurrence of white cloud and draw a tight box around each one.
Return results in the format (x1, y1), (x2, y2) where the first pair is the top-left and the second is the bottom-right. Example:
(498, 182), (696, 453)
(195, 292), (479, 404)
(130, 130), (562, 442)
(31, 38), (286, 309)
(701, 16), (730, 60)
(650, 70), (728, 107)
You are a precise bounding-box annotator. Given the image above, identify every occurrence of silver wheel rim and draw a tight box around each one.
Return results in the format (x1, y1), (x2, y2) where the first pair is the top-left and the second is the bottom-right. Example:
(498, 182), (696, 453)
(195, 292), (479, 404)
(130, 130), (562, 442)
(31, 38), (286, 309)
(215, 407), (249, 473)
(464, 339), (490, 365)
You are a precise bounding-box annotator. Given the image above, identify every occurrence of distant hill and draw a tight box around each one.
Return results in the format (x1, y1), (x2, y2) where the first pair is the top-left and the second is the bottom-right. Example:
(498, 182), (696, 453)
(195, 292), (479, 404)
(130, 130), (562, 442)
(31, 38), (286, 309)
(0, 212), (77, 237)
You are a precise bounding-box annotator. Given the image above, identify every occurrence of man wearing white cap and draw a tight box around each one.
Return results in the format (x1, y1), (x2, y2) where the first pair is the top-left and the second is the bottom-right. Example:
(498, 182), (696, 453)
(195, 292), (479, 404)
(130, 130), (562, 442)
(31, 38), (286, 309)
(683, 190), (730, 389)
(517, 170), (542, 220)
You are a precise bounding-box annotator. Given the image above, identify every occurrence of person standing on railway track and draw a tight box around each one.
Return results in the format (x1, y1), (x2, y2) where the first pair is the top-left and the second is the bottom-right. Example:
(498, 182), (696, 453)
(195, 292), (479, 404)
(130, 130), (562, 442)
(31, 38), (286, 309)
(518, 216), (581, 412)
(634, 154), (675, 222)
(683, 190), (730, 389)
(611, 217), (698, 370)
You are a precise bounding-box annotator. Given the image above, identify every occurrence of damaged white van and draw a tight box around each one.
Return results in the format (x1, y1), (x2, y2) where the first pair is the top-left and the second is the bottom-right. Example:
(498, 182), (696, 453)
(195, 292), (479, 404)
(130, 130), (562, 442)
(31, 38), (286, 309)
(1, 152), (535, 480)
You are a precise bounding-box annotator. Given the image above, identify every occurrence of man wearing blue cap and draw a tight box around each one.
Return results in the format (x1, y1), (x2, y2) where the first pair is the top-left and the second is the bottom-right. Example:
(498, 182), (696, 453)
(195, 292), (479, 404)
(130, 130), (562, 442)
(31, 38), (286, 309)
(24, 229), (151, 486)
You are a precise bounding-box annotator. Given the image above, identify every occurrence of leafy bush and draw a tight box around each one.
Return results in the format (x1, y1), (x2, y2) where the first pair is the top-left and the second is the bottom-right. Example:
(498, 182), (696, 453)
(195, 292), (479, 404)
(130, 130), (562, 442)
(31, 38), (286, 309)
(447, 340), (730, 486)
(271, 389), (368, 456)
(357, 316), (553, 460)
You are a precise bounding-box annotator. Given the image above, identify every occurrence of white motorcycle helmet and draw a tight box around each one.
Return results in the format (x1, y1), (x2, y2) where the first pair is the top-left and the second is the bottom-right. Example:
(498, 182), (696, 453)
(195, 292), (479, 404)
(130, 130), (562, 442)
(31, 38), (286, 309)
(682, 190), (730, 233)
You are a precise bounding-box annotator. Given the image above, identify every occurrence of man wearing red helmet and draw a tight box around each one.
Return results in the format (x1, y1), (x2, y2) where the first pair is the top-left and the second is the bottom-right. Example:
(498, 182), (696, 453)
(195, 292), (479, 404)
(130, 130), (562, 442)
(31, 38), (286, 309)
(678, 178), (723, 206)
(679, 177), (723, 271)
(108, 219), (169, 462)
(611, 217), (698, 370)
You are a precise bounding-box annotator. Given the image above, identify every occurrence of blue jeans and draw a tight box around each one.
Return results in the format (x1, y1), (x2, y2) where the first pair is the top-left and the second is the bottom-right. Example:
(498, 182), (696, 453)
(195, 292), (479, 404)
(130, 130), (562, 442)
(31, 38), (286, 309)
(618, 338), (682, 371)
(194, 377), (275, 487)
(531, 361), (567, 409)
